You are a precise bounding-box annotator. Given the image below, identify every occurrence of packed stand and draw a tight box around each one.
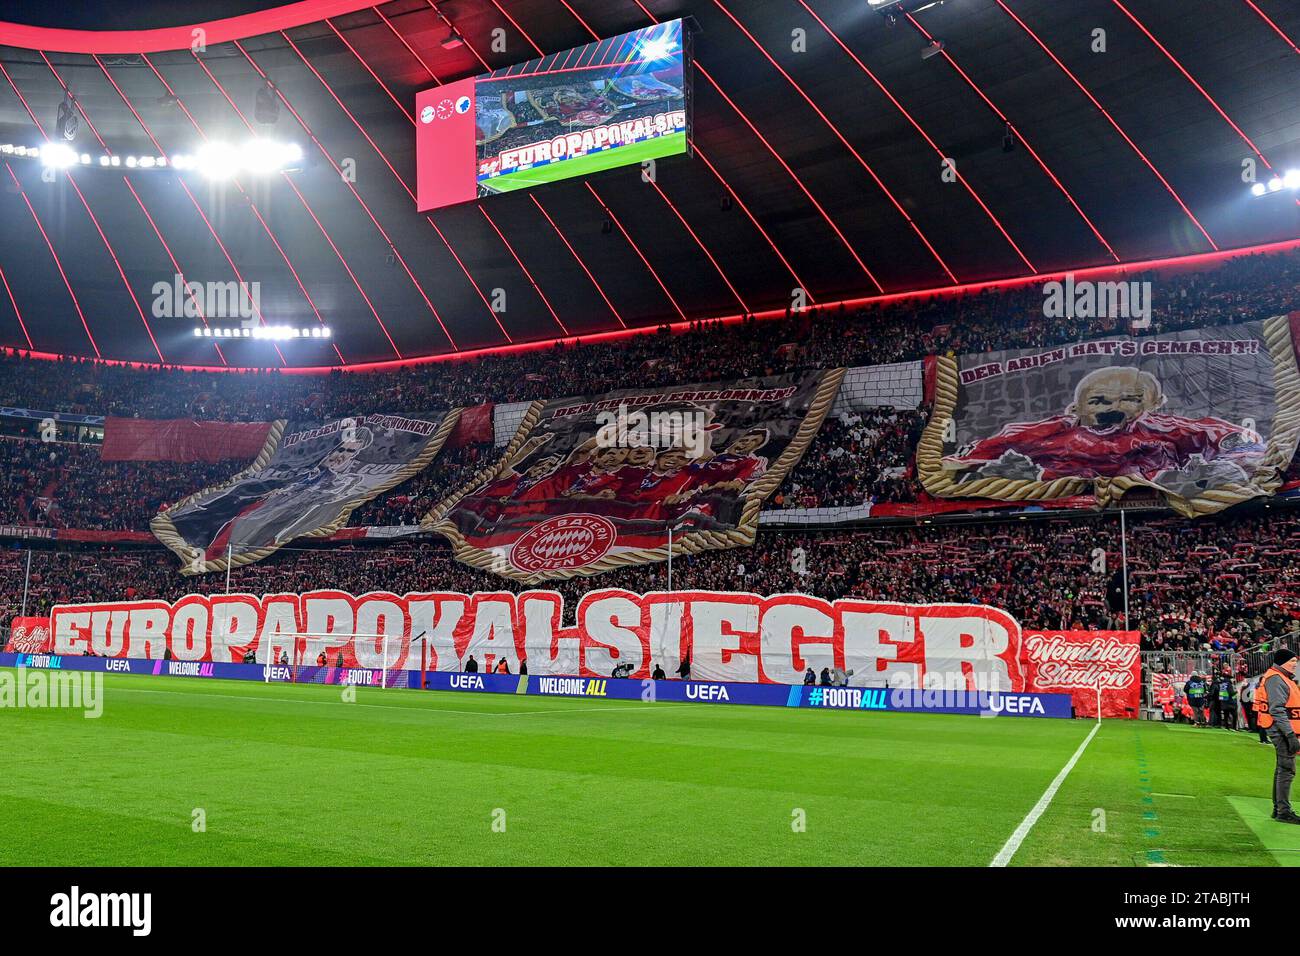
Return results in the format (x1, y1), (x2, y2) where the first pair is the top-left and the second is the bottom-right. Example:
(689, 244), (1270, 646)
(5, 506), (1297, 651)
(771, 407), (928, 510)
(0, 247), (1295, 421)
(0, 436), (236, 532)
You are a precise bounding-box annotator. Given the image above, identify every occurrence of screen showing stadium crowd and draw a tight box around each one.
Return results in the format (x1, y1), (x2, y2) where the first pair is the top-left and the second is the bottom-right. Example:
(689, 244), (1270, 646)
(3, 507), (1296, 653)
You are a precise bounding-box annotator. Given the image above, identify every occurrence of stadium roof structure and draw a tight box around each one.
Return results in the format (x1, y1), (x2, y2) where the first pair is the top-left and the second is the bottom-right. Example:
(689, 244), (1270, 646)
(0, 0), (1297, 369)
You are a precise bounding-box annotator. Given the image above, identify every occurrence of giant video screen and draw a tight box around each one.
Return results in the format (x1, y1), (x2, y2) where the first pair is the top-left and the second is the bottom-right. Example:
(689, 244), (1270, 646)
(416, 19), (689, 211)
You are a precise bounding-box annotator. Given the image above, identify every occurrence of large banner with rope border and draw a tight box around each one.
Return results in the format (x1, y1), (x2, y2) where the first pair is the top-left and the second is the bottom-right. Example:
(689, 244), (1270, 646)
(917, 317), (1300, 517)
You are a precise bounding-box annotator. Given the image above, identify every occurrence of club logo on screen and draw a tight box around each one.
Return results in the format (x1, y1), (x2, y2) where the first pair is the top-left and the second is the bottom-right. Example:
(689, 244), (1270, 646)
(436, 99), (454, 120)
(509, 514), (616, 573)
(455, 95), (471, 114)
(420, 105), (434, 124)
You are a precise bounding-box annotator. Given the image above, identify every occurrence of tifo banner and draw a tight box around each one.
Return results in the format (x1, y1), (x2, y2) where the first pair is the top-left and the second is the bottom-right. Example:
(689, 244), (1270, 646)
(152, 411), (459, 575)
(1022, 630), (1140, 718)
(424, 370), (844, 582)
(0, 654), (1073, 719)
(102, 417), (273, 463)
(43, 589), (1125, 713)
(5, 617), (51, 653)
(917, 318), (1300, 516)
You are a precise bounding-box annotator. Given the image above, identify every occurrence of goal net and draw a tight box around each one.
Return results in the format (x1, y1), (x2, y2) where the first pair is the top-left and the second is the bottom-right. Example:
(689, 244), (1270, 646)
(257, 632), (415, 689)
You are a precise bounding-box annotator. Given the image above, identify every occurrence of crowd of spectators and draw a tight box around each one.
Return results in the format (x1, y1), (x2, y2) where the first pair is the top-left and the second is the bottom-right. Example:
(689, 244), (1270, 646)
(2, 246), (1300, 653)
(345, 441), (493, 527)
(0, 402), (928, 532)
(771, 407), (928, 510)
(0, 436), (234, 532)
(4, 505), (1297, 652)
(0, 246), (1295, 422)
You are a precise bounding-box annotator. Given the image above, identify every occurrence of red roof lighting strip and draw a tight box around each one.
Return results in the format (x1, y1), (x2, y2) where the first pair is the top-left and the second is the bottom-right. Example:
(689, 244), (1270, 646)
(710, 0), (957, 284)
(0, 263), (33, 351)
(279, 26), (510, 339)
(487, 0), (544, 58)
(795, 0), (1035, 273)
(1120, 0), (1300, 209)
(1243, 0), (1300, 55)
(585, 181), (688, 322)
(476, 205), (568, 336)
(118, 177), (227, 365)
(93, 53), (287, 365)
(234, 37), (449, 352)
(695, 63), (883, 291)
(617, 0), (881, 292)
(143, 53), (343, 363)
(373, 6), (440, 78)
(428, 9), (702, 333)
(450, 4), (758, 322)
(0, 61), (163, 360)
(1111, 0), (1272, 171)
(2, 163), (100, 357)
(530, 193), (626, 326)
(561, 0), (858, 301)
(169, 52), (377, 363)
(324, 18), (411, 119)
(996, 0), (1217, 251)
(16, 237), (1300, 375)
(420, 0), (491, 72)
(40, 52), (227, 363)
(646, 176), (750, 313)
(905, 11), (1120, 263)
(691, 141), (815, 302)
(0, 0), (380, 53)
(372, 10), (595, 331)
(556, 0), (598, 40)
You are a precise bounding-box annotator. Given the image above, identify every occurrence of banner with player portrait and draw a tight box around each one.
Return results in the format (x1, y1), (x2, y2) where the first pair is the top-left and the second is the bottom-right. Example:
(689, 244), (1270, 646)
(425, 370), (845, 582)
(917, 317), (1300, 516)
(152, 411), (459, 575)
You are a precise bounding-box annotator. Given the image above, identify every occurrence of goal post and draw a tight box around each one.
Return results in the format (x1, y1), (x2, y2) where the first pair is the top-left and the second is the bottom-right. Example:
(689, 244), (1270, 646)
(256, 632), (414, 688)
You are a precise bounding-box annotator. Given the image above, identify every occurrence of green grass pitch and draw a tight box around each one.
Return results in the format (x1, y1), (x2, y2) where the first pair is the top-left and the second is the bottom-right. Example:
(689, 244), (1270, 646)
(1, 669), (1295, 867)
(479, 131), (686, 196)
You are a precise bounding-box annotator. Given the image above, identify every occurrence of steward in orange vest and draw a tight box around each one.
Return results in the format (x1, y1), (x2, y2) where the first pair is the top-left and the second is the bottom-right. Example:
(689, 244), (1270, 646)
(1253, 649), (1300, 823)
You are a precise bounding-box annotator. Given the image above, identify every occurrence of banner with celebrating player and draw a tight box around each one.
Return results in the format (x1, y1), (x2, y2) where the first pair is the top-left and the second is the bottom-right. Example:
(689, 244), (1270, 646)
(425, 370), (844, 582)
(152, 411), (459, 575)
(917, 317), (1300, 516)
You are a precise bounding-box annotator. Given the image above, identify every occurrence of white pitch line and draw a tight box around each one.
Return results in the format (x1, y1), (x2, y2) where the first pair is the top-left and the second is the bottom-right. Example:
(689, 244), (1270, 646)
(990, 720), (1102, 867)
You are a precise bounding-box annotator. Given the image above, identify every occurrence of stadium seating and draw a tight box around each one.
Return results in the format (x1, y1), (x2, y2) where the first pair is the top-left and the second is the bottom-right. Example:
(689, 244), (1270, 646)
(2, 246), (1299, 657)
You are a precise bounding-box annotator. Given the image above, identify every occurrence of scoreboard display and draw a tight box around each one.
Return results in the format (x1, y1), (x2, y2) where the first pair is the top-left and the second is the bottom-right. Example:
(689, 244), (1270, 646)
(416, 19), (690, 211)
